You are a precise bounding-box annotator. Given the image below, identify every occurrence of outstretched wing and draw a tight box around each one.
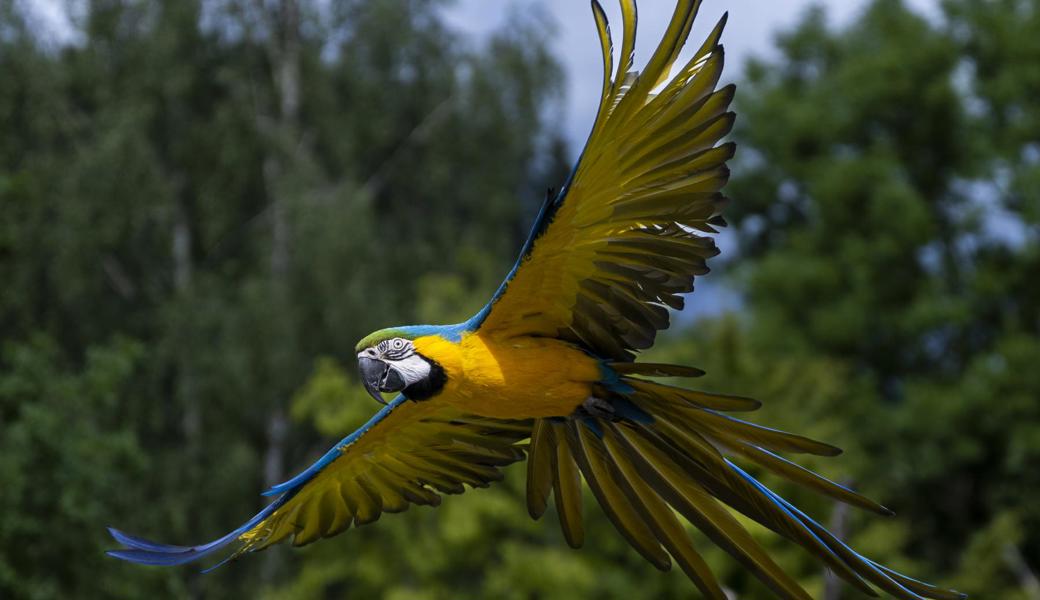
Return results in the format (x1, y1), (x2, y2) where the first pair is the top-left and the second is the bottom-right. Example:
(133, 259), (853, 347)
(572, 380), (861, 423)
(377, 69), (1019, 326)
(107, 395), (530, 568)
(473, 0), (733, 361)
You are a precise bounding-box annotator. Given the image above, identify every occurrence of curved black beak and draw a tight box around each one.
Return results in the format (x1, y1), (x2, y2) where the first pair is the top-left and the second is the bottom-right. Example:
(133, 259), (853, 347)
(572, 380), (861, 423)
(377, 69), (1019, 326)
(358, 356), (389, 405)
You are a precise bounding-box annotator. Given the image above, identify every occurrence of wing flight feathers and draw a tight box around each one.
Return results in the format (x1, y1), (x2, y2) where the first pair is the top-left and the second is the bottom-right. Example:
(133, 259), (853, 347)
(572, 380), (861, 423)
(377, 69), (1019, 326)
(108, 397), (530, 568)
(474, 2), (735, 361)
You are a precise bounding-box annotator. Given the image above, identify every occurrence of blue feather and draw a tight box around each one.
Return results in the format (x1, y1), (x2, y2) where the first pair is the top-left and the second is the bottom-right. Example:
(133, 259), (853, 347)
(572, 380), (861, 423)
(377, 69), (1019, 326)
(582, 417), (604, 437)
(106, 493), (289, 567)
(396, 323), (471, 342)
(610, 396), (654, 424)
(263, 395), (407, 496)
(597, 362), (635, 394)
(725, 459), (839, 561)
(726, 460), (925, 599)
(107, 527), (192, 553)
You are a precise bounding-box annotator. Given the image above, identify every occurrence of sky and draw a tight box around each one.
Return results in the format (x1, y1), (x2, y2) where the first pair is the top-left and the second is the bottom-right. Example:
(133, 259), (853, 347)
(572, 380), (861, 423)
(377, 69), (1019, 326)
(26, 0), (942, 152)
(441, 0), (941, 151)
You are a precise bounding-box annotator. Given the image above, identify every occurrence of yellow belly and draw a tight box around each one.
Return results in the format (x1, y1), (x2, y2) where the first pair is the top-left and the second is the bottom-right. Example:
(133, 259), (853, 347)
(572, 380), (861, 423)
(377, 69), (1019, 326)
(412, 332), (602, 419)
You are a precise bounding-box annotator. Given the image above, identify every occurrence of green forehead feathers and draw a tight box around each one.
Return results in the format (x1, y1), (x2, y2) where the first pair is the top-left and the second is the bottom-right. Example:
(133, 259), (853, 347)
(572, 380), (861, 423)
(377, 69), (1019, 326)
(354, 328), (406, 353)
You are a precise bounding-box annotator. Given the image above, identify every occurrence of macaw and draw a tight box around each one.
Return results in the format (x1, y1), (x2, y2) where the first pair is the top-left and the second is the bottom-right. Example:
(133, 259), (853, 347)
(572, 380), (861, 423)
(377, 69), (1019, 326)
(107, 1), (963, 599)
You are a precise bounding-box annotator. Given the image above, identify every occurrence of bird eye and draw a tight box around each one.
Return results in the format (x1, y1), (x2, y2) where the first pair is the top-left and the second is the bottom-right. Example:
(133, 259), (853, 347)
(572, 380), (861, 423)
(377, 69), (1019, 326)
(393, 339), (405, 349)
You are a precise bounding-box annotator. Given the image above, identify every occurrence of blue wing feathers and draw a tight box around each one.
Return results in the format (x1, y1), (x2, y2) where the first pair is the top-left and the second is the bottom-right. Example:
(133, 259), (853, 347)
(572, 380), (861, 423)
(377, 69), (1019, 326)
(263, 395), (407, 496)
(610, 396), (654, 424)
(105, 494), (288, 567)
(107, 527), (192, 553)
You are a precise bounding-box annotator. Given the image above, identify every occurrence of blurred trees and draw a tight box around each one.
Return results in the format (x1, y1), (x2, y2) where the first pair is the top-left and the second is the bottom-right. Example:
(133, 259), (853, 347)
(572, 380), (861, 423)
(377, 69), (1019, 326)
(1, 0), (563, 597)
(725, 0), (1040, 597)
(2, 0), (1038, 599)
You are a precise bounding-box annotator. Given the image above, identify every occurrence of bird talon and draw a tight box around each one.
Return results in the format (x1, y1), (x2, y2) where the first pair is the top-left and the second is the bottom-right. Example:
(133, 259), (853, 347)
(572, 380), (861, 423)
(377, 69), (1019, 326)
(578, 396), (616, 420)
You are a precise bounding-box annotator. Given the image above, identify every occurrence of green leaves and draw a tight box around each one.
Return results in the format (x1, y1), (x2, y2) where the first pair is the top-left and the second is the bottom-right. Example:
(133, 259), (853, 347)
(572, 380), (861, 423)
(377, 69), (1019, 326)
(0, 336), (162, 599)
(723, 0), (1040, 596)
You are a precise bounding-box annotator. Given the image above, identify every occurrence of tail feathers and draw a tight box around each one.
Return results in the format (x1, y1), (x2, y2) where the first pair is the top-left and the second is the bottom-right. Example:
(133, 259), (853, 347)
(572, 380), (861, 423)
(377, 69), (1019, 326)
(526, 375), (964, 600)
(564, 422), (672, 571)
(526, 419), (556, 519)
(551, 422), (585, 548)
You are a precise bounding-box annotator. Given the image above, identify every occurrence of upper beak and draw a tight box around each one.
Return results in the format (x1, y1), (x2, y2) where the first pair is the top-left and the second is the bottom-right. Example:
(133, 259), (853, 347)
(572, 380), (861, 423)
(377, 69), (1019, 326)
(358, 356), (389, 405)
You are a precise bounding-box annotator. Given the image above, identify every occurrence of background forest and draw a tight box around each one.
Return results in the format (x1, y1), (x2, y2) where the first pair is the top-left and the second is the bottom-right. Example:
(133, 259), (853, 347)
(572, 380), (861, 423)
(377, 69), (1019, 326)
(1, 0), (1038, 598)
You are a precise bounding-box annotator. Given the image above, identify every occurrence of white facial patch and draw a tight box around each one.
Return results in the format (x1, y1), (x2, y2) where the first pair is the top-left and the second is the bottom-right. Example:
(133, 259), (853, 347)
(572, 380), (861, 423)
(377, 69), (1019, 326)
(359, 337), (431, 389)
(388, 353), (431, 387)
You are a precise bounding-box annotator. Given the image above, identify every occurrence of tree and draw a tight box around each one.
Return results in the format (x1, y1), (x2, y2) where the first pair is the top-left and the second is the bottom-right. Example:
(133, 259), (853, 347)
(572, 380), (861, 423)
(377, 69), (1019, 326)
(0, 0), (565, 596)
(726, 0), (1040, 596)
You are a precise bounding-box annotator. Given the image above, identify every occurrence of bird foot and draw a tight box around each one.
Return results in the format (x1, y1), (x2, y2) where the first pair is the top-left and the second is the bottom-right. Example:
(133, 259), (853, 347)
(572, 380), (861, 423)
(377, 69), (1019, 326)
(577, 396), (617, 420)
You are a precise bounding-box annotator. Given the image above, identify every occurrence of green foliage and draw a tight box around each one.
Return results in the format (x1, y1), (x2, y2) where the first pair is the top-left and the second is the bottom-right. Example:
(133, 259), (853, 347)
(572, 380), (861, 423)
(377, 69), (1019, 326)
(0, 336), (163, 599)
(3, 0), (1038, 598)
(1, 0), (564, 597)
(724, 0), (1040, 596)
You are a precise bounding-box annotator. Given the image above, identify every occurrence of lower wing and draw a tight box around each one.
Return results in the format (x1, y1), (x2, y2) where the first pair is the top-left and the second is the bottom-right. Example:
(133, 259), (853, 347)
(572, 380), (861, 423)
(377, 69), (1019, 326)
(107, 395), (531, 569)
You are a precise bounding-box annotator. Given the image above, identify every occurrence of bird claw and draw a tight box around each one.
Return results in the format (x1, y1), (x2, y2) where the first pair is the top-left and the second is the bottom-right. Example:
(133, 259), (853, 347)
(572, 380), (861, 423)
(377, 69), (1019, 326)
(578, 396), (616, 420)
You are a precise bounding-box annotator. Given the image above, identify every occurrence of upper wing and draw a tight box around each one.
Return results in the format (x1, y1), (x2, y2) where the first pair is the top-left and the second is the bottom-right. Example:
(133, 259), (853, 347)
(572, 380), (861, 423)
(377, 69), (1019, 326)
(107, 395), (530, 568)
(473, 0), (734, 360)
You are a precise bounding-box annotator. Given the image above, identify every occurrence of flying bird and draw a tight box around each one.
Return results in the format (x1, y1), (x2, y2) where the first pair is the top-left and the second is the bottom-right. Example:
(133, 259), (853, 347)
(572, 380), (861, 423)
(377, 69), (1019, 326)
(108, 2), (963, 598)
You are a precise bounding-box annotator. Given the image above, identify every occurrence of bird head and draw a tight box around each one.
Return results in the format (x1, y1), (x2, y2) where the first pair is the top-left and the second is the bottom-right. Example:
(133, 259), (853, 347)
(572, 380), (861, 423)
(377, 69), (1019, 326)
(355, 329), (445, 404)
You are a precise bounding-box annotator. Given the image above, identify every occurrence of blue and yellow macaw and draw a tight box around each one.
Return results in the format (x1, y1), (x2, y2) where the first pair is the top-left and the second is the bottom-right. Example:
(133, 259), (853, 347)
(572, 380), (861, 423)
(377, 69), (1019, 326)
(108, 2), (963, 599)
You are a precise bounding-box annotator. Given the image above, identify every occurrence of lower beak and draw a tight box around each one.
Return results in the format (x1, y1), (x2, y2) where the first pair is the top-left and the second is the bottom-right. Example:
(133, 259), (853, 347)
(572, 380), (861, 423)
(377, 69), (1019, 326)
(358, 357), (389, 405)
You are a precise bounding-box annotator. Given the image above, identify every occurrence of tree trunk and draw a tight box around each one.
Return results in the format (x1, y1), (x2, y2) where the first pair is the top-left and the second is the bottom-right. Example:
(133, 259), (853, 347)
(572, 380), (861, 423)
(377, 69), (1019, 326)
(257, 0), (301, 580)
(173, 193), (200, 441)
(256, 0), (300, 493)
(823, 488), (852, 600)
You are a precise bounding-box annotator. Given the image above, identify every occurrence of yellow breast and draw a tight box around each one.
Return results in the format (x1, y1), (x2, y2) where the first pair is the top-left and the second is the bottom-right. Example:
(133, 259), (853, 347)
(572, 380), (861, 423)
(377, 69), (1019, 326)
(412, 332), (602, 419)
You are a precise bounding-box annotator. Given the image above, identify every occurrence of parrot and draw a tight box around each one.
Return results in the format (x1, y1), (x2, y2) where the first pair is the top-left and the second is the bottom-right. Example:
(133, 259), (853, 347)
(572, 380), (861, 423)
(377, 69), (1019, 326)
(107, 1), (964, 599)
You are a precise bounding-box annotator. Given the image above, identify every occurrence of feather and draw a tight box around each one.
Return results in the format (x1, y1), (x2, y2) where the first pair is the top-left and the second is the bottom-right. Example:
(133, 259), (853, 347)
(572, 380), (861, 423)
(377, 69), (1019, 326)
(610, 423), (814, 600)
(676, 407), (844, 456)
(590, 1), (614, 126)
(608, 362), (706, 378)
(601, 427), (727, 600)
(611, 0), (638, 100)
(629, 378), (761, 412)
(550, 421), (585, 548)
(566, 422), (671, 570)
(526, 419), (556, 519)
(107, 397), (530, 568)
(729, 443), (893, 515)
(642, 0), (700, 91)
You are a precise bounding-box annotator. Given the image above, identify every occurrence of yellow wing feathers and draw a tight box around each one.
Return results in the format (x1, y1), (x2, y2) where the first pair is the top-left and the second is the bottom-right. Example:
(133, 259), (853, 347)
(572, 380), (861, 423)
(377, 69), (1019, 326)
(478, 0), (734, 361)
(237, 403), (530, 553)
